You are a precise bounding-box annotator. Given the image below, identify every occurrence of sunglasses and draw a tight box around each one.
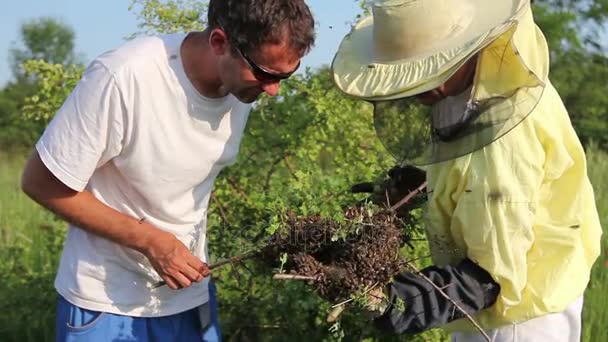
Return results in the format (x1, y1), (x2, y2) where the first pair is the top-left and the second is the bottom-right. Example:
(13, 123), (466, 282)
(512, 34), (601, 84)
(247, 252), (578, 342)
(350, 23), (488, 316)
(217, 21), (300, 83)
(235, 45), (300, 83)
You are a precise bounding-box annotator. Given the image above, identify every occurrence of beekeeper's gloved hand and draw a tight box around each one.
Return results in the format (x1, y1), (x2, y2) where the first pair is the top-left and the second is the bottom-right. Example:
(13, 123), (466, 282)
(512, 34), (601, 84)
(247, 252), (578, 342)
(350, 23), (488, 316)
(374, 259), (500, 335)
(351, 165), (427, 213)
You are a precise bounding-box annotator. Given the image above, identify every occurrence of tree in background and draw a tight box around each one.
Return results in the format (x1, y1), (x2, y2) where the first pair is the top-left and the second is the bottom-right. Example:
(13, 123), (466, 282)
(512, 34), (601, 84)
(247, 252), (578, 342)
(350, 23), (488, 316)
(128, 0), (207, 35)
(0, 17), (79, 149)
(9, 17), (78, 81)
(533, 0), (608, 148)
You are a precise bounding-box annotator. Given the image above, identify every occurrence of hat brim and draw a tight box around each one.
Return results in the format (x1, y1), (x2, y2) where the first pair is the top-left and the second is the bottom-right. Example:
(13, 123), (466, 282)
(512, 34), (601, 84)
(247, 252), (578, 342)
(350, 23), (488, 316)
(331, 4), (524, 101)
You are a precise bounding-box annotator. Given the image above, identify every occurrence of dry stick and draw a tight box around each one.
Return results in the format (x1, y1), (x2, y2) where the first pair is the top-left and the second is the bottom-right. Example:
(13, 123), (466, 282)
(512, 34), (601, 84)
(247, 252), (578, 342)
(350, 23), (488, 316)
(272, 274), (318, 281)
(405, 263), (491, 342)
(151, 250), (259, 289)
(388, 181), (428, 212)
(209, 250), (258, 270)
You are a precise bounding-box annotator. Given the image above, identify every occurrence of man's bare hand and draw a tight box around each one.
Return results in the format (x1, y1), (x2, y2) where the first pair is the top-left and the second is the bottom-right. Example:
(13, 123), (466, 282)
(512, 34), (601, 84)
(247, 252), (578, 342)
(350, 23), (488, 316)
(142, 230), (210, 290)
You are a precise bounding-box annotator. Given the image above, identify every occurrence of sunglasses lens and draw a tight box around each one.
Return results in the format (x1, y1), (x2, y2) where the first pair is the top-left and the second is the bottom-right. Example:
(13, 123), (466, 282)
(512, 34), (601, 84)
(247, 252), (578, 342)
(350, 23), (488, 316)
(247, 58), (288, 82)
(254, 69), (284, 83)
(240, 48), (298, 82)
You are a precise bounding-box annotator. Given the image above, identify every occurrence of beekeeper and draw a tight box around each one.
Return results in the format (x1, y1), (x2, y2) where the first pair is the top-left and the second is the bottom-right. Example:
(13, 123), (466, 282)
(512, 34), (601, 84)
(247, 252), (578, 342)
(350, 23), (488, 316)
(331, 0), (602, 341)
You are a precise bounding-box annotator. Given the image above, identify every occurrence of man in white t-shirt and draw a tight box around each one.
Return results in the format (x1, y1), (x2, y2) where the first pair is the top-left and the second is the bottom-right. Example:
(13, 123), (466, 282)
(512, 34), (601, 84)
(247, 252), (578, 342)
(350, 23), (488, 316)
(20, 1), (315, 340)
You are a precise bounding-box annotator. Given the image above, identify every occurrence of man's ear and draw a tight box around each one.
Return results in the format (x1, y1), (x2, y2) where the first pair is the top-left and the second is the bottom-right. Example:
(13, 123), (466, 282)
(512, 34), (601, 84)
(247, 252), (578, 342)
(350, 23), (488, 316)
(209, 28), (230, 56)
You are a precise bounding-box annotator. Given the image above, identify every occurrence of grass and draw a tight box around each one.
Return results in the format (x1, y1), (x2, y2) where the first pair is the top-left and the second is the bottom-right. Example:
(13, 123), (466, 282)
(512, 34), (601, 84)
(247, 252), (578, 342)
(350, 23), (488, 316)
(0, 151), (64, 341)
(582, 144), (608, 342)
(0, 151), (62, 265)
(0, 146), (606, 341)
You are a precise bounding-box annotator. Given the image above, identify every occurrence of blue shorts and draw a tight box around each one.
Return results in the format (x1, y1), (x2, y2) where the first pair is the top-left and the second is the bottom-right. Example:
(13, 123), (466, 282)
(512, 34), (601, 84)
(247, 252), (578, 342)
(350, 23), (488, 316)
(56, 283), (221, 342)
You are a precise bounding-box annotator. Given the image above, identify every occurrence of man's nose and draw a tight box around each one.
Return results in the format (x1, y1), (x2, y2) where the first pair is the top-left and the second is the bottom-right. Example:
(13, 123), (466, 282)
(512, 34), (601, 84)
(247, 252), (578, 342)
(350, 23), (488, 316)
(261, 81), (281, 96)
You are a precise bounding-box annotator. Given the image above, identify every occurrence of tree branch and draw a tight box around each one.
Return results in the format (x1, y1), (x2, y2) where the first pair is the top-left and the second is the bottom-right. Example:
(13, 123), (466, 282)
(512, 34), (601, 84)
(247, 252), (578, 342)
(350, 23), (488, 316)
(210, 250), (258, 270)
(264, 155), (287, 192)
(226, 176), (249, 200)
(283, 155), (299, 180)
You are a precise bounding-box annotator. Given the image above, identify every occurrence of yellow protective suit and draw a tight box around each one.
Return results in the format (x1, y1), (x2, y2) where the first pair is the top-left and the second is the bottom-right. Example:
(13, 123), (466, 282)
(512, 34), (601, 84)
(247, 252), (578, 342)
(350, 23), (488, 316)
(426, 10), (603, 330)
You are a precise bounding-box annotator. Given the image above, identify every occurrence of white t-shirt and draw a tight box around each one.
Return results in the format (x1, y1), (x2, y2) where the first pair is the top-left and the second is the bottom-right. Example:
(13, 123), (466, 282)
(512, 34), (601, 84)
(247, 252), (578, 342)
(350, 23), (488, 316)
(36, 34), (252, 317)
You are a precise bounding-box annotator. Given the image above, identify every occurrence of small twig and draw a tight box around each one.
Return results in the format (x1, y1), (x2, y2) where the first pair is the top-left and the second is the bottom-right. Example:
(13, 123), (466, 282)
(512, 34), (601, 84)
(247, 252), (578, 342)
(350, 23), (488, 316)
(229, 261), (244, 287)
(389, 181), (428, 212)
(210, 250), (258, 270)
(264, 155), (286, 192)
(405, 263), (491, 341)
(226, 176), (249, 200)
(211, 194), (230, 226)
(331, 282), (380, 308)
(439, 284), (454, 291)
(272, 274), (318, 281)
(283, 155), (298, 180)
(238, 259), (255, 277)
(396, 254), (433, 268)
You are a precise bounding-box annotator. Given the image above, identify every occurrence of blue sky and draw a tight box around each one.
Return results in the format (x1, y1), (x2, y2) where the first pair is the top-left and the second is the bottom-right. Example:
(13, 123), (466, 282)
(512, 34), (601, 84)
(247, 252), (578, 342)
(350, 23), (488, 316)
(0, 0), (362, 86)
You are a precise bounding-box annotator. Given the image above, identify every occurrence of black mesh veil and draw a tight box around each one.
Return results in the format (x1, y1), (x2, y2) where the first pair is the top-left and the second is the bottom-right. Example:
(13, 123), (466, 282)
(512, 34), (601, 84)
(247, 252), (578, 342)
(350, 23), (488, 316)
(371, 25), (545, 166)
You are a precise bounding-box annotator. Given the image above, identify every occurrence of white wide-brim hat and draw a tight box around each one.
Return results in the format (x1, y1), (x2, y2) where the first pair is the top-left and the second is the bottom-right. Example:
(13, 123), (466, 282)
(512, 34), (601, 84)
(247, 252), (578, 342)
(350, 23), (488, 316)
(332, 0), (530, 101)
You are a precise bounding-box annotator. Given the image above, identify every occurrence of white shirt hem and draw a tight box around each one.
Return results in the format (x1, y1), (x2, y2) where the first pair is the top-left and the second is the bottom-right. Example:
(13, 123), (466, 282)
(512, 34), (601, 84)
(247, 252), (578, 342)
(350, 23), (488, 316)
(55, 282), (210, 317)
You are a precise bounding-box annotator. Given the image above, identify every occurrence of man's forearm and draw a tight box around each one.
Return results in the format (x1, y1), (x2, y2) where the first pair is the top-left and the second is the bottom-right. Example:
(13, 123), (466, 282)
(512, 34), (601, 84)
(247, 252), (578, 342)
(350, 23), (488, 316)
(21, 151), (166, 254)
(22, 150), (208, 289)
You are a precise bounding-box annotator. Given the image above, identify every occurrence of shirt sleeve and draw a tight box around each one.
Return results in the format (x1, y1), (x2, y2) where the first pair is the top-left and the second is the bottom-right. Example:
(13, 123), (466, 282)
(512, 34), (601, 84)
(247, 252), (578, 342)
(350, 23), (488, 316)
(36, 61), (126, 191)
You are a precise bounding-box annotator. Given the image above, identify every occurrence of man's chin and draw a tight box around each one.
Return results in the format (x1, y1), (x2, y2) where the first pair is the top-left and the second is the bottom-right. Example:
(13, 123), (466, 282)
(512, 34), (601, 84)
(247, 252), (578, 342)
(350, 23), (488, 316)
(234, 91), (262, 104)
(233, 94), (254, 103)
(240, 96), (258, 104)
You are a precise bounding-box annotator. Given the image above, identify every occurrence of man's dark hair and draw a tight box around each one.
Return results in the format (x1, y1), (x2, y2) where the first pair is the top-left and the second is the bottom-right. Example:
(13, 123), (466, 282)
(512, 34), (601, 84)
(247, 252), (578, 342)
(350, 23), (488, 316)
(207, 0), (315, 57)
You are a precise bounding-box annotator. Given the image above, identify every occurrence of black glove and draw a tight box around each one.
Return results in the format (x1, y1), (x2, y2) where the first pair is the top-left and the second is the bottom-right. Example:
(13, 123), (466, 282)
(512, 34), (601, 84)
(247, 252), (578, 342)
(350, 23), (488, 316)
(351, 165), (427, 212)
(374, 259), (500, 335)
